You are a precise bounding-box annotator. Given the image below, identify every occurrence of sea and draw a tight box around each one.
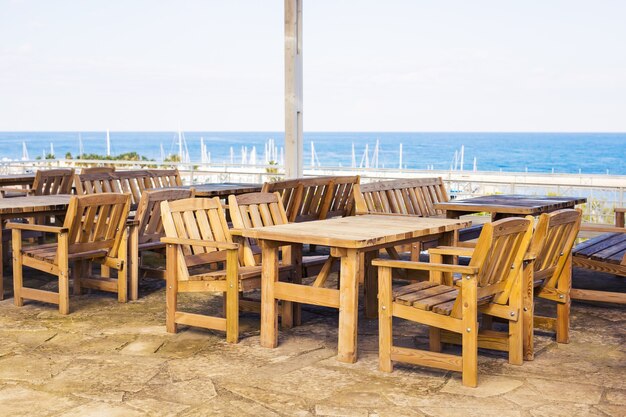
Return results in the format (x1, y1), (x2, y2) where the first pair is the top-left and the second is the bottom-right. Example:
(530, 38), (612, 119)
(0, 132), (624, 175)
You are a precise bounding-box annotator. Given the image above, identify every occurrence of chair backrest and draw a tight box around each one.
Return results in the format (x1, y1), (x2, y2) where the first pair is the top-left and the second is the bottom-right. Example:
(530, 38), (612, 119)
(228, 192), (289, 266)
(528, 209), (582, 286)
(148, 169), (183, 187)
(31, 169), (75, 195)
(135, 188), (195, 245)
(160, 197), (233, 281)
(353, 177), (449, 217)
(262, 176), (360, 222)
(62, 193), (131, 258)
(81, 166), (115, 174)
(469, 217), (534, 292)
(75, 170), (157, 208)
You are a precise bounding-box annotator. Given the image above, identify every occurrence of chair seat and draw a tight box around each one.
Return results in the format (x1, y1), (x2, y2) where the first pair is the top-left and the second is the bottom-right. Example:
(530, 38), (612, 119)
(393, 281), (459, 315)
(22, 244), (108, 263)
(573, 232), (626, 265)
(189, 263), (293, 281)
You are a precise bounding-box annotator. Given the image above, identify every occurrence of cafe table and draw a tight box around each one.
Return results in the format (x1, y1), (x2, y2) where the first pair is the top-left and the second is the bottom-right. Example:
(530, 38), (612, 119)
(168, 182), (262, 198)
(435, 194), (587, 221)
(241, 214), (470, 363)
(0, 173), (36, 188)
(0, 194), (72, 300)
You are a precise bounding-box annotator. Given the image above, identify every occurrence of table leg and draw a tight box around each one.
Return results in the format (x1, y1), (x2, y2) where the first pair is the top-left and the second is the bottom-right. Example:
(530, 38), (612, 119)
(364, 250), (378, 319)
(522, 262), (534, 361)
(337, 248), (359, 363)
(260, 240), (280, 348)
(0, 216), (4, 300)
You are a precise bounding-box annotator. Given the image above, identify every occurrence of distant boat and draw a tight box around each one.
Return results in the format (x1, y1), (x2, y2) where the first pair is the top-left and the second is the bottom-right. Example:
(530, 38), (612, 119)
(21, 141), (29, 160)
(106, 129), (111, 156)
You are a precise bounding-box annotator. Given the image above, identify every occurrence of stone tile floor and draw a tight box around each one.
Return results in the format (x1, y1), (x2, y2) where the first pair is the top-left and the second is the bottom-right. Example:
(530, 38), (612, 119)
(0, 267), (624, 417)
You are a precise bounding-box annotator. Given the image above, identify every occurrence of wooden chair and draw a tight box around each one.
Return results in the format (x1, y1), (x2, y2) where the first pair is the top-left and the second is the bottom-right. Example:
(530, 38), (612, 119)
(128, 188), (195, 301)
(148, 169), (183, 188)
(8, 193), (131, 314)
(75, 170), (155, 210)
(0, 168), (74, 197)
(228, 192), (333, 292)
(571, 207), (625, 304)
(160, 197), (293, 343)
(373, 217), (533, 387)
(521, 208), (582, 359)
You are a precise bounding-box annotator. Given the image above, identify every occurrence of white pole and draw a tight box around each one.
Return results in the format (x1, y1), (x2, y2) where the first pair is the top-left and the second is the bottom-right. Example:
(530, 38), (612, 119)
(230, 146), (234, 164)
(106, 129), (111, 156)
(310, 141), (315, 167)
(460, 145), (465, 171)
(473, 157), (477, 172)
(78, 133), (83, 158)
(50, 142), (54, 157)
(351, 143), (356, 168)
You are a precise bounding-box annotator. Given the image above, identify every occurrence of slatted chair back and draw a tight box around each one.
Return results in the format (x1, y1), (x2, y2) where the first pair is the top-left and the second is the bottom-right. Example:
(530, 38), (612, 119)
(261, 178), (303, 223)
(228, 192), (289, 267)
(468, 217), (534, 302)
(135, 188), (195, 245)
(63, 193), (131, 258)
(148, 169), (183, 188)
(75, 170), (157, 208)
(31, 169), (75, 195)
(294, 177), (335, 222)
(160, 197), (233, 281)
(354, 177), (449, 217)
(81, 166), (115, 174)
(529, 209), (582, 286)
(321, 175), (360, 219)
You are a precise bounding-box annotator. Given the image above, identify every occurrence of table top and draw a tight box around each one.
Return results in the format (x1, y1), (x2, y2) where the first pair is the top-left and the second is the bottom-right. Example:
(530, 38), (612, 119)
(172, 183), (262, 197)
(0, 194), (72, 215)
(241, 214), (471, 249)
(0, 173), (36, 186)
(434, 194), (587, 215)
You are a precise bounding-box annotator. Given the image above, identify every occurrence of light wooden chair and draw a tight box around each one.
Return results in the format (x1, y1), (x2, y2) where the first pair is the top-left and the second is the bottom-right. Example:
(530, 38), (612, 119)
(81, 166), (115, 174)
(147, 169), (183, 187)
(128, 188), (195, 301)
(8, 193), (131, 314)
(522, 208), (582, 359)
(373, 217), (533, 387)
(160, 197), (293, 343)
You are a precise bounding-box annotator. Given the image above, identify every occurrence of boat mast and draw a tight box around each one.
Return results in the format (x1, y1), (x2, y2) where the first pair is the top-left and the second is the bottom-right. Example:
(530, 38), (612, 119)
(106, 130), (111, 156)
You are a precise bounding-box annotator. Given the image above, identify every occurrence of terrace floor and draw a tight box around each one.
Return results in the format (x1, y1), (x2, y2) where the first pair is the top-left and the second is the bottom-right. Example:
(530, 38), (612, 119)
(0, 267), (624, 417)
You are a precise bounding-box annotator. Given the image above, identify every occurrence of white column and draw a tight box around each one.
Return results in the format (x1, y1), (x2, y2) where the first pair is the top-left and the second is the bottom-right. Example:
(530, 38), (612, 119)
(284, 0), (303, 178)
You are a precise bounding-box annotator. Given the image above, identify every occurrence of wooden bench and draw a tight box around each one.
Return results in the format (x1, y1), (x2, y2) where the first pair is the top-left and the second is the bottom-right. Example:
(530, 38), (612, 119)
(353, 178), (482, 255)
(262, 176), (360, 222)
(572, 208), (625, 304)
(74, 169), (182, 209)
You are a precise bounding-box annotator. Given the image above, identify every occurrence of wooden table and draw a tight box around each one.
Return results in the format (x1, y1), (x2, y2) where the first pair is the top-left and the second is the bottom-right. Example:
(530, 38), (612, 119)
(0, 173), (36, 188)
(242, 214), (470, 363)
(0, 195), (72, 300)
(168, 183), (262, 198)
(435, 195), (587, 220)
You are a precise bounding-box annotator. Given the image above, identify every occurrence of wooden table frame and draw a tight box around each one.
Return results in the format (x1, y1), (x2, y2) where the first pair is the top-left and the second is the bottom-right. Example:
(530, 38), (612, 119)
(165, 183), (262, 198)
(242, 215), (470, 363)
(435, 195), (586, 221)
(0, 195), (72, 300)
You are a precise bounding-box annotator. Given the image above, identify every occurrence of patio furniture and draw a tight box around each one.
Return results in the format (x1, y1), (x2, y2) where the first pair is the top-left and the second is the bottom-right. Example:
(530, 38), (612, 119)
(241, 214), (470, 363)
(435, 194), (586, 221)
(374, 217), (533, 387)
(8, 193), (131, 314)
(262, 175), (360, 223)
(128, 188), (195, 301)
(81, 166), (116, 174)
(162, 182), (262, 198)
(0, 173), (36, 188)
(0, 168), (74, 197)
(353, 178), (483, 259)
(572, 207), (626, 304)
(160, 197), (293, 343)
(0, 195), (72, 300)
(147, 169), (183, 188)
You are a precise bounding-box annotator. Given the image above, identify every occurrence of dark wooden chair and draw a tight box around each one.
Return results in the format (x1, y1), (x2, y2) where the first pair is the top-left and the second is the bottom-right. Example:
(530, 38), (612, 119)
(0, 168), (74, 197)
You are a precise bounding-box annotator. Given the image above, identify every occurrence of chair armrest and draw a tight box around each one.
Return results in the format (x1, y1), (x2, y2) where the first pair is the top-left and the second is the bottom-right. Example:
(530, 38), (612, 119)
(229, 228), (244, 236)
(372, 258), (479, 275)
(428, 246), (474, 256)
(7, 222), (68, 234)
(160, 237), (239, 250)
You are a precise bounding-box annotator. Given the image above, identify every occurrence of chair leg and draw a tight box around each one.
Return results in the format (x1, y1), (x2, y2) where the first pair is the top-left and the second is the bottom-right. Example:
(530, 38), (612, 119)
(522, 265), (534, 361)
(378, 265), (393, 372)
(225, 249), (239, 343)
(73, 261), (83, 296)
(58, 233), (70, 315)
(508, 269), (524, 365)
(556, 254), (572, 344)
(429, 327), (442, 352)
(462, 278), (478, 387)
(11, 231), (23, 307)
(165, 244), (178, 334)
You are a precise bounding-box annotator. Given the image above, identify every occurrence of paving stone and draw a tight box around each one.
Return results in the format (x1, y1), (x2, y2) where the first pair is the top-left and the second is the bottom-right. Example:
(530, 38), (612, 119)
(440, 375), (524, 397)
(0, 354), (68, 384)
(419, 407), (521, 417)
(120, 337), (166, 356)
(528, 403), (608, 417)
(606, 389), (626, 406)
(143, 377), (217, 406)
(58, 402), (146, 417)
(0, 386), (80, 416)
(593, 404), (626, 417)
(315, 404), (369, 417)
(526, 378), (603, 405)
(125, 398), (190, 416)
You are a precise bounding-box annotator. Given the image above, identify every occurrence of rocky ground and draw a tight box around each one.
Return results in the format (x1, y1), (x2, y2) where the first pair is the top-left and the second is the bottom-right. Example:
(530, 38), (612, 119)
(0, 265), (624, 417)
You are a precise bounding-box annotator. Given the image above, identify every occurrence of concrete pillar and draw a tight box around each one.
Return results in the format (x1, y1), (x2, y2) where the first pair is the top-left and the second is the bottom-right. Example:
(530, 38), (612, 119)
(284, 0), (303, 178)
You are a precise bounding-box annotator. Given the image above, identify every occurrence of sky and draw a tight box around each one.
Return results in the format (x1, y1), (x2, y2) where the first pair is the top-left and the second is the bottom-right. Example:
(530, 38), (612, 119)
(1, 0), (625, 132)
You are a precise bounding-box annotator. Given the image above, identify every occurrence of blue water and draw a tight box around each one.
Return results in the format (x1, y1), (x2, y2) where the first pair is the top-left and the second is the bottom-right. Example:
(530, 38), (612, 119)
(0, 132), (624, 175)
